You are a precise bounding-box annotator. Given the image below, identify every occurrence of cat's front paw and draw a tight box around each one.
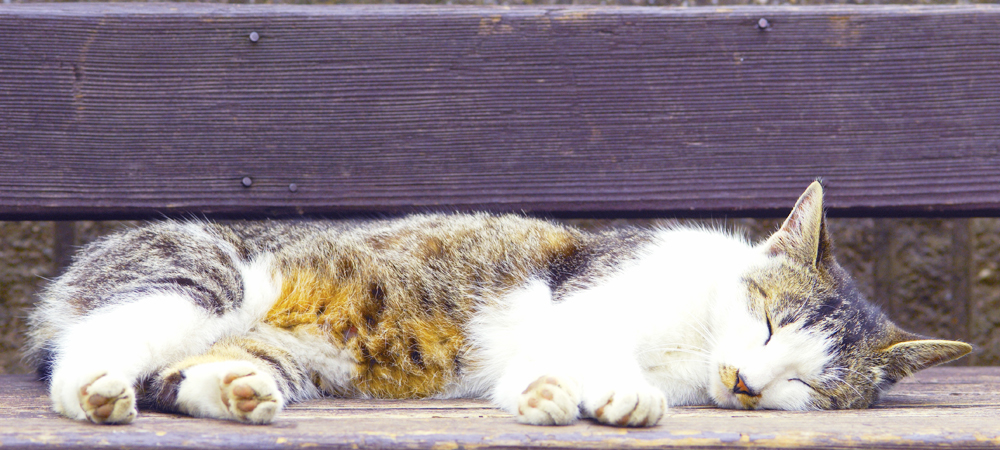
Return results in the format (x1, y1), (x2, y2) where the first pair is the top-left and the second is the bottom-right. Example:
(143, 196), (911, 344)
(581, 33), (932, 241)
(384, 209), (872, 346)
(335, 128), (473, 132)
(175, 361), (282, 424)
(516, 375), (580, 426)
(74, 373), (137, 425)
(583, 385), (666, 427)
(220, 370), (281, 424)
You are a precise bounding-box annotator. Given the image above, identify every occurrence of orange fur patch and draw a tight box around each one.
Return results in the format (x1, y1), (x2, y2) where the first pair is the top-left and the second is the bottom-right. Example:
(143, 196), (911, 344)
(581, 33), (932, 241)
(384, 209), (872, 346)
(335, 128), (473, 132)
(263, 215), (585, 398)
(266, 266), (464, 398)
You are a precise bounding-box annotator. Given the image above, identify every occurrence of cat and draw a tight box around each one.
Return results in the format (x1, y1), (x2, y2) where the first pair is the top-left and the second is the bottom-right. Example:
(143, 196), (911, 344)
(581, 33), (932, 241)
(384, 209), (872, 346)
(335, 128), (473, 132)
(24, 181), (971, 427)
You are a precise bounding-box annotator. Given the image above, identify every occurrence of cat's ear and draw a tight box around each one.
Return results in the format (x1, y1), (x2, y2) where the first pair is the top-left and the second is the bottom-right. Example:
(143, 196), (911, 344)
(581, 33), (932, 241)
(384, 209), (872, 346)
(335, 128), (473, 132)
(879, 336), (972, 380)
(763, 181), (833, 267)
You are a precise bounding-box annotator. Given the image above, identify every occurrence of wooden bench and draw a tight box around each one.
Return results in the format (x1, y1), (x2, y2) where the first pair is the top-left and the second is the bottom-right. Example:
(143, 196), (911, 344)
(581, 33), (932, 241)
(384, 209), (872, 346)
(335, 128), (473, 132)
(2, 3), (999, 449)
(0, 369), (997, 449)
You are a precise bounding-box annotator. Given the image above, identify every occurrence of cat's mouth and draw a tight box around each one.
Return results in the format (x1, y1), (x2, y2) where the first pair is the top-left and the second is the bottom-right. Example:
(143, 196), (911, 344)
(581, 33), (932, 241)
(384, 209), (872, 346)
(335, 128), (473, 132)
(733, 393), (761, 409)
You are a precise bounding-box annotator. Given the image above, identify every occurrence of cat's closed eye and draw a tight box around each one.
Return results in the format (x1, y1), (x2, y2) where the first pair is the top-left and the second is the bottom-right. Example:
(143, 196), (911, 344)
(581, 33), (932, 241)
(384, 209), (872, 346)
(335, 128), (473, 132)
(764, 314), (774, 345)
(788, 377), (816, 391)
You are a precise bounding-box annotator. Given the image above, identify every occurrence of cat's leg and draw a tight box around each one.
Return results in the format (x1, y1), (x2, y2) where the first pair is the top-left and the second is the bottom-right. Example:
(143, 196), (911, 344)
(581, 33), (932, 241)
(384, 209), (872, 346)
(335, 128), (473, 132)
(48, 292), (230, 424)
(139, 336), (311, 424)
(488, 355), (582, 426)
(507, 364), (666, 427)
(508, 361), (666, 427)
(513, 375), (583, 425)
(470, 280), (584, 425)
(574, 369), (667, 427)
(39, 224), (282, 424)
(473, 279), (666, 427)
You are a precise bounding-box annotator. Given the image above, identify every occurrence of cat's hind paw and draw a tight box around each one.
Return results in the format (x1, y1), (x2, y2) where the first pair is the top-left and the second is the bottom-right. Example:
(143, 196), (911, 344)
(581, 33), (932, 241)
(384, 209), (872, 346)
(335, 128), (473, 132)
(175, 360), (282, 424)
(584, 385), (666, 427)
(516, 375), (580, 426)
(76, 373), (137, 425)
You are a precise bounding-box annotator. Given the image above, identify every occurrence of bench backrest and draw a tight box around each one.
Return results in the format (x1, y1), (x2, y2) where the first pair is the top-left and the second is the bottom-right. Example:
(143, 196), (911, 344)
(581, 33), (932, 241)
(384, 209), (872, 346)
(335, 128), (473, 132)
(2, 4), (999, 220)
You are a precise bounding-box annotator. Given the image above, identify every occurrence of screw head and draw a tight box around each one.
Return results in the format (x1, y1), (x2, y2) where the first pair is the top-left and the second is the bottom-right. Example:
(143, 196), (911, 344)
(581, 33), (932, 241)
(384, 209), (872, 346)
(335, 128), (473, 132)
(757, 18), (770, 30)
(241, 177), (253, 187)
(249, 31), (260, 43)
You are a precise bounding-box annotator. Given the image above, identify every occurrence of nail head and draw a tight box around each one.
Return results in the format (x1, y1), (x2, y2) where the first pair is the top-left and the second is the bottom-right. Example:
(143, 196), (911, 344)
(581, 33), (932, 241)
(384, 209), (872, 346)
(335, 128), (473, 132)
(757, 18), (770, 29)
(288, 183), (298, 193)
(249, 31), (260, 43)
(242, 177), (253, 187)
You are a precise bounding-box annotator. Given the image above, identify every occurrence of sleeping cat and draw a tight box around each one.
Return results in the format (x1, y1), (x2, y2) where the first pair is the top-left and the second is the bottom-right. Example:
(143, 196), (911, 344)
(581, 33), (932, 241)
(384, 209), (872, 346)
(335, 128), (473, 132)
(24, 182), (970, 427)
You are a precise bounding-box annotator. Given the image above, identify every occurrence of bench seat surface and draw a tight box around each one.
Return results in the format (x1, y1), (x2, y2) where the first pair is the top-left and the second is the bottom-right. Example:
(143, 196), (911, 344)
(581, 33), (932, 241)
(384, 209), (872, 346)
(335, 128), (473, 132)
(0, 367), (997, 449)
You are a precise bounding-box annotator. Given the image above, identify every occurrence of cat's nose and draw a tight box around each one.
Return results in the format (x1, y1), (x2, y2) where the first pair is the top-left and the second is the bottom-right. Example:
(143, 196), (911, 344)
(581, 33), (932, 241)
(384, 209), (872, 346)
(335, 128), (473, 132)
(732, 370), (760, 397)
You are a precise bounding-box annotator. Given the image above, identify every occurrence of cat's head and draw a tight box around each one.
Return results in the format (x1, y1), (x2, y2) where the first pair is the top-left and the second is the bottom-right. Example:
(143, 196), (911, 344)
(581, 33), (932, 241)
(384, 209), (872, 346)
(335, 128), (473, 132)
(709, 181), (971, 410)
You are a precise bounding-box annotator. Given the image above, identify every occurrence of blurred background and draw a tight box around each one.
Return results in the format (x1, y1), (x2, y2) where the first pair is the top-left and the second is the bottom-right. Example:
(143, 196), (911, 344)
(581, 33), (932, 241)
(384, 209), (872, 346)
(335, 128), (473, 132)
(1, 0), (997, 374)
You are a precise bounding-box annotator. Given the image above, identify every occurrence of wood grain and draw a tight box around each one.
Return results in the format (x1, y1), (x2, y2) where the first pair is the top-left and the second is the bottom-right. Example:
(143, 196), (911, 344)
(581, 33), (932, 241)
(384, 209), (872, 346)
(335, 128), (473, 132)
(2, 4), (1000, 219)
(0, 367), (997, 449)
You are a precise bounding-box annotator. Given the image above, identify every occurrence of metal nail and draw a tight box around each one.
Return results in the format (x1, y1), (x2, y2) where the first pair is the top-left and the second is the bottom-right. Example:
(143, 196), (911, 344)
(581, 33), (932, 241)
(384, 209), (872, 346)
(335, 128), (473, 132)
(242, 177), (253, 187)
(288, 183), (298, 193)
(757, 18), (770, 30)
(249, 31), (260, 43)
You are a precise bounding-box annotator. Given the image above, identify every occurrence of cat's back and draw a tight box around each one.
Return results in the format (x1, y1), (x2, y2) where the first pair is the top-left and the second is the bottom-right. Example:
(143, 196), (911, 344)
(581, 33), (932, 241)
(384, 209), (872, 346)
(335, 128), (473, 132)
(25, 215), (596, 386)
(31, 213), (593, 311)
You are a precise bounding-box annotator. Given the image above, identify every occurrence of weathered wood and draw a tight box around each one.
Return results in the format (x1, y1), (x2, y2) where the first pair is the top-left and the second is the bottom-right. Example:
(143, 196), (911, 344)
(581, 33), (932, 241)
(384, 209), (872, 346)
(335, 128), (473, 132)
(0, 367), (997, 449)
(2, 4), (1000, 220)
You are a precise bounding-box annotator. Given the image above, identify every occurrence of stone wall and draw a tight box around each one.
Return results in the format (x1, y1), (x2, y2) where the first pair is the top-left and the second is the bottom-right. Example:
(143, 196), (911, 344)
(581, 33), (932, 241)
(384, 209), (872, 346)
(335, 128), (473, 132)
(2, 217), (997, 374)
(0, 222), (54, 374)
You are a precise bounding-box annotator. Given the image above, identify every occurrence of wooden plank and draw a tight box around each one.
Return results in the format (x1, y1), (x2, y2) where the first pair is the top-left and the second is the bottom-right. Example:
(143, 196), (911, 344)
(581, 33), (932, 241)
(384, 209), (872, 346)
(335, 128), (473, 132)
(0, 367), (998, 449)
(2, 4), (1000, 220)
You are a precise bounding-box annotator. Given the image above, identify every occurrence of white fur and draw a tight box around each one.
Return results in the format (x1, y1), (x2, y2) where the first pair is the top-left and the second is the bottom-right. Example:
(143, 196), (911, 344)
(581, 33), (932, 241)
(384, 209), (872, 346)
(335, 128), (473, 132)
(47, 246), (284, 423)
(49, 291), (221, 421)
(464, 226), (824, 425)
(516, 375), (581, 425)
(708, 286), (832, 410)
(234, 254), (284, 335)
(174, 360), (282, 424)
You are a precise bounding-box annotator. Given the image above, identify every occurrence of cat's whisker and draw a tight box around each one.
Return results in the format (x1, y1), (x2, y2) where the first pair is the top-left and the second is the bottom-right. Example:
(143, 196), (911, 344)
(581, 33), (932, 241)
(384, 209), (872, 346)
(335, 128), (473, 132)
(686, 316), (717, 343)
(640, 342), (709, 352)
(651, 358), (712, 365)
(839, 379), (866, 404)
(643, 360), (713, 372)
(828, 366), (878, 387)
(638, 345), (711, 359)
(645, 356), (714, 366)
(822, 368), (867, 403)
(690, 325), (717, 349)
